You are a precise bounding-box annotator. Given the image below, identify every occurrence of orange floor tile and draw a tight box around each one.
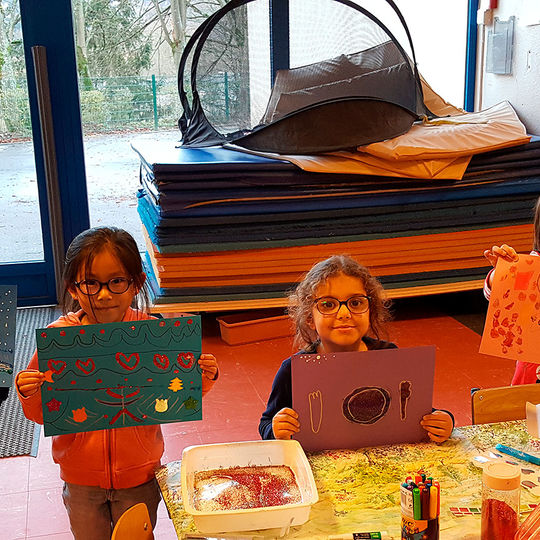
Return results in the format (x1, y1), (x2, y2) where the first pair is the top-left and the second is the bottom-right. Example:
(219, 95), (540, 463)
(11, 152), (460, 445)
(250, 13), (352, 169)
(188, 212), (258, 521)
(0, 292), (519, 539)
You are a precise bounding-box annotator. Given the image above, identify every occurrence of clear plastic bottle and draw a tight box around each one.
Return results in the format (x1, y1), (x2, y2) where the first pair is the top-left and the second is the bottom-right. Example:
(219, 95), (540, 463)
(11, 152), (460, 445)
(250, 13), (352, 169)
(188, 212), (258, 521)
(481, 461), (521, 540)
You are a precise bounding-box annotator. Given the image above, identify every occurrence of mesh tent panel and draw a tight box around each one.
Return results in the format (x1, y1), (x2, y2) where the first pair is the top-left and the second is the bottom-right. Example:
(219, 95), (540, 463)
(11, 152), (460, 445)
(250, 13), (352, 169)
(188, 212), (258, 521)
(178, 0), (432, 153)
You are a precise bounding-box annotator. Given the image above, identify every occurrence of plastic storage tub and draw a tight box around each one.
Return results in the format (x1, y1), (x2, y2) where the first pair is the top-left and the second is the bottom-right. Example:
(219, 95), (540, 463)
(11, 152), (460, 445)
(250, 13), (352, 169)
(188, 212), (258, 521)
(181, 439), (318, 533)
(217, 309), (293, 345)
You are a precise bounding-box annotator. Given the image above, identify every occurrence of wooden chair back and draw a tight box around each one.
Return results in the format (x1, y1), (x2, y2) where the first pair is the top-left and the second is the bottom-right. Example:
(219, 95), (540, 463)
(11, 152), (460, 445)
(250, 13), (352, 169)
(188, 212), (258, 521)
(471, 383), (540, 424)
(111, 503), (154, 540)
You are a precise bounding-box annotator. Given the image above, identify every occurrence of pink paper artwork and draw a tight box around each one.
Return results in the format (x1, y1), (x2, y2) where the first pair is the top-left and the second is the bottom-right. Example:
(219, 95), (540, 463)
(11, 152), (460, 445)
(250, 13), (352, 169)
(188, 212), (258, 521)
(480, 256), (540, 362)
(291, 346), (435, 452)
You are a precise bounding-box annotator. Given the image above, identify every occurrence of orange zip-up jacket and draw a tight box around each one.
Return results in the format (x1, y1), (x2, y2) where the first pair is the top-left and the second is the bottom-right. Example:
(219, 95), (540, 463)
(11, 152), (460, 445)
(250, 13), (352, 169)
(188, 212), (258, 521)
(17, 308), (212, 489)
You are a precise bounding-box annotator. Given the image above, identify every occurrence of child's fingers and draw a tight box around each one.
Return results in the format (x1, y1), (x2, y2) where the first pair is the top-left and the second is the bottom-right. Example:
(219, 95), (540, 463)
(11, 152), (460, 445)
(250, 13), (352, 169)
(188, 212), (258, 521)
(492, 245), (519, 262)
(17, 371), (45, 398)
(427, 431), (447, 443)
(272, 417), (300, 439)
(198, 359), (217, 368)
(421, 413), (452, 442)
(484, 245), (519, 268)
(198, 354), (218, 380)
(272, 408), (300, 439)
(499, 244), (518, 260)
(198, 355), (218, 368)
(276, 407), (298, 419)
(484, 249), (498, 267)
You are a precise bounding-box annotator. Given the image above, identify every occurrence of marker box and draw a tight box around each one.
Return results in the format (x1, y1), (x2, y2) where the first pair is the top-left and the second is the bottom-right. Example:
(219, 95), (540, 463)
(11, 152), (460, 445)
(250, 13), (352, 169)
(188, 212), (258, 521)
(401, 513), (439, 540)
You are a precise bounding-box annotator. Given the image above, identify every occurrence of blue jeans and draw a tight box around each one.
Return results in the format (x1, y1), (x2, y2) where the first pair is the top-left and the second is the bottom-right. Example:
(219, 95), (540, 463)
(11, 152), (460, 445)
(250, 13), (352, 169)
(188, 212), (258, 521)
(62, 478), (162, 540)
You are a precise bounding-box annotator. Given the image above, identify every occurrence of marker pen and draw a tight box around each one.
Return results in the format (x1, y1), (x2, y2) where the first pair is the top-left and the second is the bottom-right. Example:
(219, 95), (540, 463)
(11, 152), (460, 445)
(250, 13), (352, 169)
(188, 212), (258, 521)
(421, 487), (429, 520)
(413, 487), (421, 520)
(429, 484), (438, 519)
(433, 481), (441, 516)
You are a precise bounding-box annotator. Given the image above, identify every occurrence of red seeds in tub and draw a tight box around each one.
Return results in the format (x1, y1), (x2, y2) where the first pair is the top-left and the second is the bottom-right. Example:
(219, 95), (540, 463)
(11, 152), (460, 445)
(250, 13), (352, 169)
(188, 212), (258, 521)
(519, 292), (527, 301)
(503, 289), (511, 299)
(498, 327), (506, 336)
(531, 294), (538, 302)
(494, 298), (500, 308)
(505, 302), (514, 310)
(517, 337), (523, 345)
(491, 329), (500, 338)
(502, 346), (508, 354)
(501, 318), (509, 327)
(511, 312), (519, 321)
(493, 319), (499, 327)
(517, 326), (523, 335)
(494, 309), (501, 318)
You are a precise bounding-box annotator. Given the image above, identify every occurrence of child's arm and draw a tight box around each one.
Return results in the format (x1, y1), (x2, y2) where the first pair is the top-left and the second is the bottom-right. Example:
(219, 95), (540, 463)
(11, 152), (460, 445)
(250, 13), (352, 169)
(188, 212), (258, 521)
(199, 353), (218, 395)
(483, 244), (519, 294)
(420, 410), (454, 443)
(259, 358), (294, 439)
(15, 350), (45, 424)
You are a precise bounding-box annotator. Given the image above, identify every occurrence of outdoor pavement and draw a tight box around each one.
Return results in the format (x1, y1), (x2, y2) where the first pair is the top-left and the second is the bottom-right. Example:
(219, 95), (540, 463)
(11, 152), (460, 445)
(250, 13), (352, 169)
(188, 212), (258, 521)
(0, 129), (181, 263)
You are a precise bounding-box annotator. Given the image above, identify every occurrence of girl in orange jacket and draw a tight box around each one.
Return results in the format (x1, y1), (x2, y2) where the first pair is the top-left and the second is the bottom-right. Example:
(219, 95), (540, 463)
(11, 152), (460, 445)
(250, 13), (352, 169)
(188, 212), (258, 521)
(16, 226), (218, 540)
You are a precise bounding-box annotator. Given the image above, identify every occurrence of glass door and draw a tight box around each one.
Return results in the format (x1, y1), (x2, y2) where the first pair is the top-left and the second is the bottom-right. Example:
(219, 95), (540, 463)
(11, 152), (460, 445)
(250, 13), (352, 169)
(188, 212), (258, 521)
(0, 0), (89, 306)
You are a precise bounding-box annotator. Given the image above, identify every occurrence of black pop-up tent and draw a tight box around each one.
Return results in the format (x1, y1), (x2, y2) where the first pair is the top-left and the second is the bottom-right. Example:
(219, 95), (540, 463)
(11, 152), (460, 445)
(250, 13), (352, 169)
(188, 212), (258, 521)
(177, 0), (434, 154)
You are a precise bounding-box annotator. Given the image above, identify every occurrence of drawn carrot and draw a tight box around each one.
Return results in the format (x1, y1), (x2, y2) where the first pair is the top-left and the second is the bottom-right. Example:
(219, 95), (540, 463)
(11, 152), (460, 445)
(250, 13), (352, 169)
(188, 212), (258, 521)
(399, 381), (412, 421)
(308, 390), (323, 433)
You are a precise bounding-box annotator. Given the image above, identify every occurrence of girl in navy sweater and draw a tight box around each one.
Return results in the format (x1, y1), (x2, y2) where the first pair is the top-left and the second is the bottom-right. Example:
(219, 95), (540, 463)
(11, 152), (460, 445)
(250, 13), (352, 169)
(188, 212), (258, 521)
(259, 255), (453, 442)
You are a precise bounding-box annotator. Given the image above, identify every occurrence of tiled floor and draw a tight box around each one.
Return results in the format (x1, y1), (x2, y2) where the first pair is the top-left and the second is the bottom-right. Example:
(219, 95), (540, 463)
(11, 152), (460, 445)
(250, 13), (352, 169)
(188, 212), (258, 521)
(0, 291), (517, 539)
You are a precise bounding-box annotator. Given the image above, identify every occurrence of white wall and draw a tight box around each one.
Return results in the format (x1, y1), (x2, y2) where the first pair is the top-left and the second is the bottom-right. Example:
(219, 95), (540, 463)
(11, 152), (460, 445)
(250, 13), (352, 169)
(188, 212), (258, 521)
(384, 0), (469, 108)
(477, 0), (540, 134)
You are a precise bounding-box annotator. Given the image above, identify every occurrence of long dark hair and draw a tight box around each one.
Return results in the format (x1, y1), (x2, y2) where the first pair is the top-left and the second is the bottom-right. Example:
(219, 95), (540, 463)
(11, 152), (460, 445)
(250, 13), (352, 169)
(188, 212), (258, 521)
(288, 254), (392, 349)
(61, 226), (149, 314)
(534, 197), (540, 252)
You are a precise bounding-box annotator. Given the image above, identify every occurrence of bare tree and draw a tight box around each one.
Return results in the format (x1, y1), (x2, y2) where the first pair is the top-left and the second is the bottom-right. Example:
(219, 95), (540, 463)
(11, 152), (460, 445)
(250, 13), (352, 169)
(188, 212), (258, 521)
(0, 0), (23, 131)
(149, 0), (227, 68)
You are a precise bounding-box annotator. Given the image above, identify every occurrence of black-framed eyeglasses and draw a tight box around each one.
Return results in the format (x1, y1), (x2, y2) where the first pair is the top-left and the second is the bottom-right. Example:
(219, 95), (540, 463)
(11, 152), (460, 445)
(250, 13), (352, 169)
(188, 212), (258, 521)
(74, 277), (133, 296)
(314, 295), (371, 315)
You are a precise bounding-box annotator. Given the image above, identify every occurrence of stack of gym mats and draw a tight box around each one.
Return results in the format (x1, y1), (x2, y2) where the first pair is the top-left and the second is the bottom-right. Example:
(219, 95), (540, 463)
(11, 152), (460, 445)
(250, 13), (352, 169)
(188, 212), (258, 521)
(133, 137), (540, 311)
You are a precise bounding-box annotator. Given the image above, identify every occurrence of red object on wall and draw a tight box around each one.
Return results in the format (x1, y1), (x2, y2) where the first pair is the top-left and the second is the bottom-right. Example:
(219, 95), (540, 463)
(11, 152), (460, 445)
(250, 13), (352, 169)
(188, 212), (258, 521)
(490, 0), (498, 8)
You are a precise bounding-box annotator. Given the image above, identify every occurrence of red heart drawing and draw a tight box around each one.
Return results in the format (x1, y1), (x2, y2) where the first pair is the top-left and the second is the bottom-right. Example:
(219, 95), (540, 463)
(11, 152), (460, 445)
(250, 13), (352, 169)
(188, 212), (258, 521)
(153, 354), (169, 370)
(177, 352), (194, 369)
(48, 359), (66, 374)
(76, 358), (95, 375)
(115, 352), (140, 371)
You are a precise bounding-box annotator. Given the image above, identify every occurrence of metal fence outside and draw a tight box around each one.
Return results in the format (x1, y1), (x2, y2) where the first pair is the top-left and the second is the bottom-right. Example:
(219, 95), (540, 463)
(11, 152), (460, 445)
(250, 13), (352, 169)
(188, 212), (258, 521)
(0, 73), (234, 140)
